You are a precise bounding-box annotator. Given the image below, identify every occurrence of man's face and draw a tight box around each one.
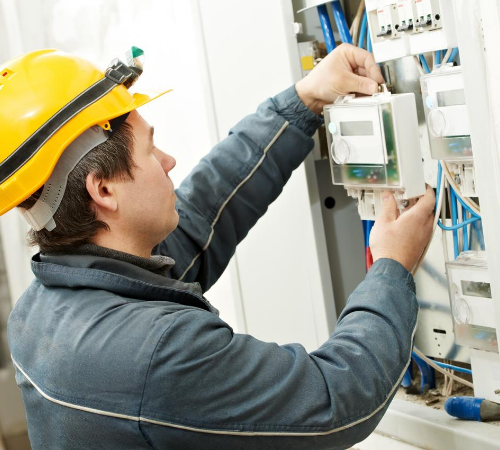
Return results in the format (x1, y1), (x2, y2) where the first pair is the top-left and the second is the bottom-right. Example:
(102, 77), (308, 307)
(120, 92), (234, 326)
(114, 110), (178, 248)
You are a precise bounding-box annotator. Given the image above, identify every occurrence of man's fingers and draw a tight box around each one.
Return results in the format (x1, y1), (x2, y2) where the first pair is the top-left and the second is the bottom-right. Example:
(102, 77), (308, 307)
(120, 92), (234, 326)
(345, 44), (385, 84)
(367, 59), (385, 85)
(355, 67), (368, 77)
(379, 190), (399, 222)
(344, 71), (379, 96)
(409, 185), (436, 219)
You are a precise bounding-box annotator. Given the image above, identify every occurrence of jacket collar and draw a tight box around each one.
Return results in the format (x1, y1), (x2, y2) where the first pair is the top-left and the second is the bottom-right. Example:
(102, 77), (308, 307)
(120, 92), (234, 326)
(32, 253), (218, 314)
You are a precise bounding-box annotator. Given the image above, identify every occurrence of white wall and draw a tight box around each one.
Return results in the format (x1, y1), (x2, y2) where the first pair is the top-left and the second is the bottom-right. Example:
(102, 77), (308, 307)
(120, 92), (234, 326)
(197, 0), (335, 351)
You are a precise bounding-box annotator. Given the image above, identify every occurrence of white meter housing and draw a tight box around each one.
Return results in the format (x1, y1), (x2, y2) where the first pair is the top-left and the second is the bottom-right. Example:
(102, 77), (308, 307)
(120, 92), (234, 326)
(324, 91), (425, 219)
(421, 65), (472, 160)
(446, 251), (497, 353)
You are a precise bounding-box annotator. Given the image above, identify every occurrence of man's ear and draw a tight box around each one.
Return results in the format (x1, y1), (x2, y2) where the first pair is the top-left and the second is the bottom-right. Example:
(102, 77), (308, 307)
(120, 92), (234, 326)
(85, 173), (118, 213)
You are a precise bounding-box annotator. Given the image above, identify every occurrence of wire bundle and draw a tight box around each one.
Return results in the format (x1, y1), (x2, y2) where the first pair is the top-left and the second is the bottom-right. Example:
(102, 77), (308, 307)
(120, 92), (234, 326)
(436, 162), (481, 258)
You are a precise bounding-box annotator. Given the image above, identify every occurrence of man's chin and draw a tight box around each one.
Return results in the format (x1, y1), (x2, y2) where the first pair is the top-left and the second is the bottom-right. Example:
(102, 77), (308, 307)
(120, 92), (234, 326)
(155, 215), (180, 245)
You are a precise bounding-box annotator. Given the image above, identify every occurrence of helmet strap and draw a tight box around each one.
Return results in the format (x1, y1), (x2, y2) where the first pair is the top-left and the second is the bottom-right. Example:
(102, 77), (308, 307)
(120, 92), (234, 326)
(20, 126), (108, 231)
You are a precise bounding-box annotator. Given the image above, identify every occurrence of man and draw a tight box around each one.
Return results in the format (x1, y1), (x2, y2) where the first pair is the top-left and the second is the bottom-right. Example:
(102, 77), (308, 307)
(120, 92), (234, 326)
(3, 43), (434, 449)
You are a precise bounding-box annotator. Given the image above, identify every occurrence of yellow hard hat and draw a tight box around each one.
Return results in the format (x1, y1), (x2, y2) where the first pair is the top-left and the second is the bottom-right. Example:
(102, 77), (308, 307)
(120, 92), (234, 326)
(0, 47), (171, 217)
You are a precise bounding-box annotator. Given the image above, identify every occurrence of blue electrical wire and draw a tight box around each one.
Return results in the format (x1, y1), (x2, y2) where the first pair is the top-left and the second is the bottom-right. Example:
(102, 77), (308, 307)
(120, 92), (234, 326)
(358, 11), (367, 49)
(331, 1), (352, 44)
(367, 32), (373, 53)
(317, 4), (336, 53)
(450, 189), (459, 258)
(419, 54), (431, 74)
(438, 217), (479, 231)
(412, 352), (436, 393)
(362, 220), (374, 248)
(435, 164), (480, 245)
(471, 219), (485, 250)
(462, 208), (469, 251)
(435, 163), (443, 213)
(449, 47), (459, 63)
(455, 193), (480, 219)
(436, 49), (442, 66)
(412, 353), (473, 376)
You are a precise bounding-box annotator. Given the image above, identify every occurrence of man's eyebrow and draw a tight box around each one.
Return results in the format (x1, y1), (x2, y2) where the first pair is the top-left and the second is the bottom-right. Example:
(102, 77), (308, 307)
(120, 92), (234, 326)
(149, 126), (155, 143)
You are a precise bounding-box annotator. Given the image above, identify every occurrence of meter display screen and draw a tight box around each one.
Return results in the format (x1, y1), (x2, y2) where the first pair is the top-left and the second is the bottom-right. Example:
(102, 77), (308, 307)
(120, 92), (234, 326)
(461, 280), (492, 299)
(437, 89), (466, 107)
(340, 121), (374, 136)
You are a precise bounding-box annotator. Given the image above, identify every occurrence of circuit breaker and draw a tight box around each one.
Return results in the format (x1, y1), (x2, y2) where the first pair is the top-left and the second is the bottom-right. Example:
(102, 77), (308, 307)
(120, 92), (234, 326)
(366, 0), (458, 62)
(324, 90), (425, 220)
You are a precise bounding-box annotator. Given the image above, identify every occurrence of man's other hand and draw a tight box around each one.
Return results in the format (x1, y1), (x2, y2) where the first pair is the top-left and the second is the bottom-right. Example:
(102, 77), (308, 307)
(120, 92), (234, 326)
(295, 43), (385, 115)
(370, 186), (436, 272)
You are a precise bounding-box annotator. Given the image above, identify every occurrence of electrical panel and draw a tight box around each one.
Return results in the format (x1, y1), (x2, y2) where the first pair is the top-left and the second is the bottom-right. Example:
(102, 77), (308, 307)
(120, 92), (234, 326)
(470, 348), (500, 403)
(366, 0), (458, 62)
(446, 251), (497, 353)
(295, 0), (500, 445)
(324, 90), (425, 219)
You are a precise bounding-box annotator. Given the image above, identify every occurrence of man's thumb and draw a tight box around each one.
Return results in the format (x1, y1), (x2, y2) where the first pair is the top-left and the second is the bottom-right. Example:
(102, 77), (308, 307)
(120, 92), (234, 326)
(345, 72), (379, 96)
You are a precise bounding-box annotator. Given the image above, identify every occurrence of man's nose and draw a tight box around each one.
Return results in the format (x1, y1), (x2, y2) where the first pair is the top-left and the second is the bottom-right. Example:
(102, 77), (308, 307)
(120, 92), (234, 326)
(154, 148), (176, 173)
(164, 154), (176, 173)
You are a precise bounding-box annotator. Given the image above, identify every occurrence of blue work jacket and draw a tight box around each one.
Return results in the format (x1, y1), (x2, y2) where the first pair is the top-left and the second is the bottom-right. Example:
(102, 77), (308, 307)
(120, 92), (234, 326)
(8, 86), (418, 449)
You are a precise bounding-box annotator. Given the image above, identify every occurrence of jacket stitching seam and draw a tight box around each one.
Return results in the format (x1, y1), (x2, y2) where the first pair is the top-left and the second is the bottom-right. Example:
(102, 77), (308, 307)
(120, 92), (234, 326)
(138, 311), (189, 447)
(178, 119), (286, 277)
(173, 146), (265, 267)
(137, 422), (160, 450)
(178, 120), (289, 281)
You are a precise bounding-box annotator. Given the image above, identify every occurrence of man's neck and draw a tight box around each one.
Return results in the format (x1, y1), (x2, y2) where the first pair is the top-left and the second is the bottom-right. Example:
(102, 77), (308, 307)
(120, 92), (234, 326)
(91, 231), (153, 259)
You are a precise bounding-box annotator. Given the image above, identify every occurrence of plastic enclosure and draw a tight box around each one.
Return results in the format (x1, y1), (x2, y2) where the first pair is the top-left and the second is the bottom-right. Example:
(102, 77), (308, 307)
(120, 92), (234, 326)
(421, 65), (472, 160)
(470, 348), (500, 403)
(446, 251), (498, 354)
(366, 0), (458, 63)
(324, 91), (425, 220)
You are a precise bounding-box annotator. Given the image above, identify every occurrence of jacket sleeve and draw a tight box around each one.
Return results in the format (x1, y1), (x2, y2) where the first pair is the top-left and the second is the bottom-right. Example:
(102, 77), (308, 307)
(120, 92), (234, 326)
(154, 86), (323, 291)
(140, 258), (419, 450)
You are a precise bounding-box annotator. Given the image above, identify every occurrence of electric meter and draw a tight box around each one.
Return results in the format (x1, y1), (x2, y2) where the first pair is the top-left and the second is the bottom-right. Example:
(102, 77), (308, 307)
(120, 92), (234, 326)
(324, 90), (425, 219)
(446, 251), (498, 353)
(421, 65), (472, 160)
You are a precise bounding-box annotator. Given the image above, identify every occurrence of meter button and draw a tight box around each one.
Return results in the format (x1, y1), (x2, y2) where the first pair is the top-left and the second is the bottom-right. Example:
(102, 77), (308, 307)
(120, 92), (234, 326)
(453, 297), (471, 325)
(425, 96), (434, 109)
(428, 109), (447, 138)
(331, 139), (351, 164)
(328, 122), (338, 135)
